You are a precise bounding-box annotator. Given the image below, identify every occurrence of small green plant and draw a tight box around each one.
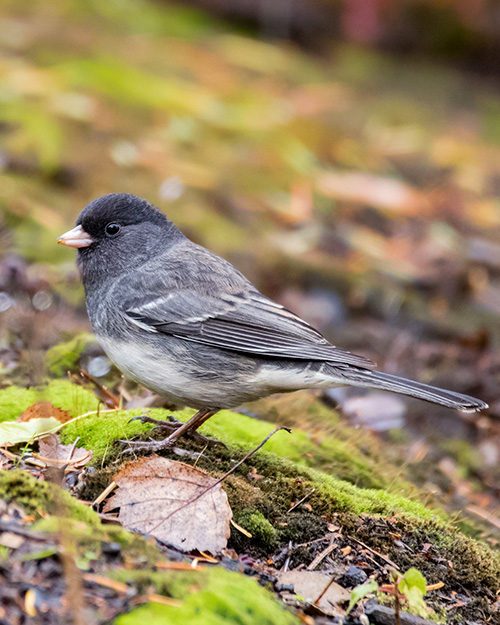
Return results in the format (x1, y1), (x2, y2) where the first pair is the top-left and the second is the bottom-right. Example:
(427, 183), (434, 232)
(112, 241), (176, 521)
(398, 568), (427, 616)
(387, 567), (428, 621)
(346, 579), (378, 615)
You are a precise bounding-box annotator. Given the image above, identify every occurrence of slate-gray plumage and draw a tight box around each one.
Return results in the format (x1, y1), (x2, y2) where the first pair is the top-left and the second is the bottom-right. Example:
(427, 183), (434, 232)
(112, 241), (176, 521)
(58, 193), (488, 449)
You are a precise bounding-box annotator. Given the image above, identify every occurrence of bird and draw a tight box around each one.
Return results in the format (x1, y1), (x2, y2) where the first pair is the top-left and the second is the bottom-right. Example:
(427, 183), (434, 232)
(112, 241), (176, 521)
(58, 193), (488, 451)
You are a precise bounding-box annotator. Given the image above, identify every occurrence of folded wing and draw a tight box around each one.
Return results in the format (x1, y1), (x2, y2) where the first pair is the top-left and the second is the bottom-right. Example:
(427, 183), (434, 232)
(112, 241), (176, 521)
(121, 261), (374, 367)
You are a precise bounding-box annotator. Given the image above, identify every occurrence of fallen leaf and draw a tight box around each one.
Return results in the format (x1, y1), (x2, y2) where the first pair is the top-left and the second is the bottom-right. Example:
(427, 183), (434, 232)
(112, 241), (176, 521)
(0, 418), (61, 446)
(278, 570), (350, 614)
(104, 456), (232, 554)
(0, 532), (24, 549)
(317, 171), (425, 215)
(18, 402), (72, 423)
(36, 434), (92, 468)
(24, 589), (37, 617)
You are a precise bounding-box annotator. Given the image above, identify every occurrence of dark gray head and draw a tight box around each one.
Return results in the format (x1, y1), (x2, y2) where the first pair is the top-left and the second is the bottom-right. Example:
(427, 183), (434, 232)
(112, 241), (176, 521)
(58, 193), (183, 286)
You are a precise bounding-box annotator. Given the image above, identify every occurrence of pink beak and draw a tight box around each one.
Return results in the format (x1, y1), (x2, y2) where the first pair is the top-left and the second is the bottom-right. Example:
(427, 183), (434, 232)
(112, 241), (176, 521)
(57, 225), (94, 248)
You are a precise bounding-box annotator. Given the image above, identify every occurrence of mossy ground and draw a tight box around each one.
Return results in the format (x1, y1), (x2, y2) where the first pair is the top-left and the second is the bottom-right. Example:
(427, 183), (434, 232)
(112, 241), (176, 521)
(114, 567), (298, 625)
(0, 468), (99, 527)
(0, 472), (298, 625)
(0, 379), (99, 422)
(0, 381), (499, 623)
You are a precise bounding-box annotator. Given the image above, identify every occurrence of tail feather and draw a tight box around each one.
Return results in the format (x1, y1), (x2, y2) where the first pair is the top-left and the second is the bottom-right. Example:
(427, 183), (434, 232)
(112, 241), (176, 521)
(332, 368), (488, 413)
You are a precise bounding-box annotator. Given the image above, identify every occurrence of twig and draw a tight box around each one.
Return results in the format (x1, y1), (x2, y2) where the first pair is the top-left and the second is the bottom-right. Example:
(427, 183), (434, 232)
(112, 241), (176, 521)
(66, 437), (80, 462)
(395, 588), (401, 625)
(93, 481), (118, 506)
(32, 450), (92, 467)
(389, 569), (402, 625)
(141, 594), (182, 608)
(307, 542), (337, 570)
(82, 573), (129, 594)
(155, 561), (204, 571)
(97, 512), (122, 524)
(288, 488), (315, 513)
(150, 426), (291, 532)
(78, 369), (120, 408)
(282, 540), (293, 572)
(348, 535), (399, 569)
(314, 574), (338, 605)
(193, 442), (209, 468)
(230, 518), (252, 538)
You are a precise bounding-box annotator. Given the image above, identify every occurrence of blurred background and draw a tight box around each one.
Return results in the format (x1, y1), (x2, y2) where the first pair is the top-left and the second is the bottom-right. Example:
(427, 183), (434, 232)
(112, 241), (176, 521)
(1, 0), (500, 529)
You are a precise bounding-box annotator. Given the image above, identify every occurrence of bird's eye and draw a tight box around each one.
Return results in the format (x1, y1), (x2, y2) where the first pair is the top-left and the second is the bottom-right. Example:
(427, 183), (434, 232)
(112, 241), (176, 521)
(105, 223), (121, 236)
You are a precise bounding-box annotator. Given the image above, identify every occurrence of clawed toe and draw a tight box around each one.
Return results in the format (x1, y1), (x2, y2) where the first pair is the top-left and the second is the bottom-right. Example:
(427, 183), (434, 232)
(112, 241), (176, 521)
(128, 414), (177, 427)
(119, 430), (225, 454)
(122, 408), (225, 453)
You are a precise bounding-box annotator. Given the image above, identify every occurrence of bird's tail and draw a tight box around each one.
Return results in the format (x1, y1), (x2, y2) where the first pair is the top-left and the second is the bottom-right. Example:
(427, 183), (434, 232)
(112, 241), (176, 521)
(332, 367), (488, 413)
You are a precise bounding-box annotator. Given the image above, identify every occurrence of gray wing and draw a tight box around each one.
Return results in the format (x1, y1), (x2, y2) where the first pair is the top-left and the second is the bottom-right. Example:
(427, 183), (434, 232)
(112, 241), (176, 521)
(118, 244), (374, 367)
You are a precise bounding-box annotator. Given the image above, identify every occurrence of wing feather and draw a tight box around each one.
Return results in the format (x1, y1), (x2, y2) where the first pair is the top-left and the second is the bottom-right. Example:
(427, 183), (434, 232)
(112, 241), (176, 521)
(126, 289), (373, 367)
(117, 242), (374, 367)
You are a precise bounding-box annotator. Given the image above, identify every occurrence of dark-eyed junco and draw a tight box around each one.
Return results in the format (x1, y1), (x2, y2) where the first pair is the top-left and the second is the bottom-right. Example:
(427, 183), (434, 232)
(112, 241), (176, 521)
(58, 193), (488, 450)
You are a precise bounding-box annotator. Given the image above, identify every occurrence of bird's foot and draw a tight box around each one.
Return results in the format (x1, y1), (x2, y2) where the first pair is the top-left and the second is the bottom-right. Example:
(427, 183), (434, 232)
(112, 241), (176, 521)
(128, 413), (181, 429)
(121, 413), (225, 453)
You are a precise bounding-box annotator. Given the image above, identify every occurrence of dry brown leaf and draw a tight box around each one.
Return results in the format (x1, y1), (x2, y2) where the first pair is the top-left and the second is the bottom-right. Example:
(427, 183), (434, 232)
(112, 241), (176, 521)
(317, 171), (425, 215)
(36, 433), (92, 468)
(18, 402), (72, 423)
(104, 456), (232, 554)
(0, 532), (24, 549)
(278, 570), (350, 614)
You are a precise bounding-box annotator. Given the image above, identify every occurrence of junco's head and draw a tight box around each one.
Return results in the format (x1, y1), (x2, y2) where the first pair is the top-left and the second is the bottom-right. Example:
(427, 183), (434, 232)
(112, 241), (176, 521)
(58, 193), (182, 281)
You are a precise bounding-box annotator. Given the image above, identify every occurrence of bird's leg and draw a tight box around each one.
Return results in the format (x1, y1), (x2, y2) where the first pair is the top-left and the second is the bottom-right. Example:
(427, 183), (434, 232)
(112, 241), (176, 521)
(184, 409), (217, 434)
(121, 408), (221, 453)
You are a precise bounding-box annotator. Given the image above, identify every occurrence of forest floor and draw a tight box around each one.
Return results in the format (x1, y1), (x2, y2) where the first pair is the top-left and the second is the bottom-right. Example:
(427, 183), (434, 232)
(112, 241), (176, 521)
(1, 0), (500, 623)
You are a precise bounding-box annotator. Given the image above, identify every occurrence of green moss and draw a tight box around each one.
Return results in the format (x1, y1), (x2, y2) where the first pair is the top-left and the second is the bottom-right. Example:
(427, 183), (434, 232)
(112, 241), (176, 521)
(0, 469), (99, 526)
(112, 569), (200, 598)
(66, 402), (410, 491)
(59, 404), (419, 510)
(206, 403), (411, 492)
(60, 407), (438, 519)
(32, 516), (161, 568)
(215, 440), (442, 522)
(0, 380), (99, 422)
(45, 333), (97, 377)
(114, 567), (299, 625)
(235, 510), (277, 551)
